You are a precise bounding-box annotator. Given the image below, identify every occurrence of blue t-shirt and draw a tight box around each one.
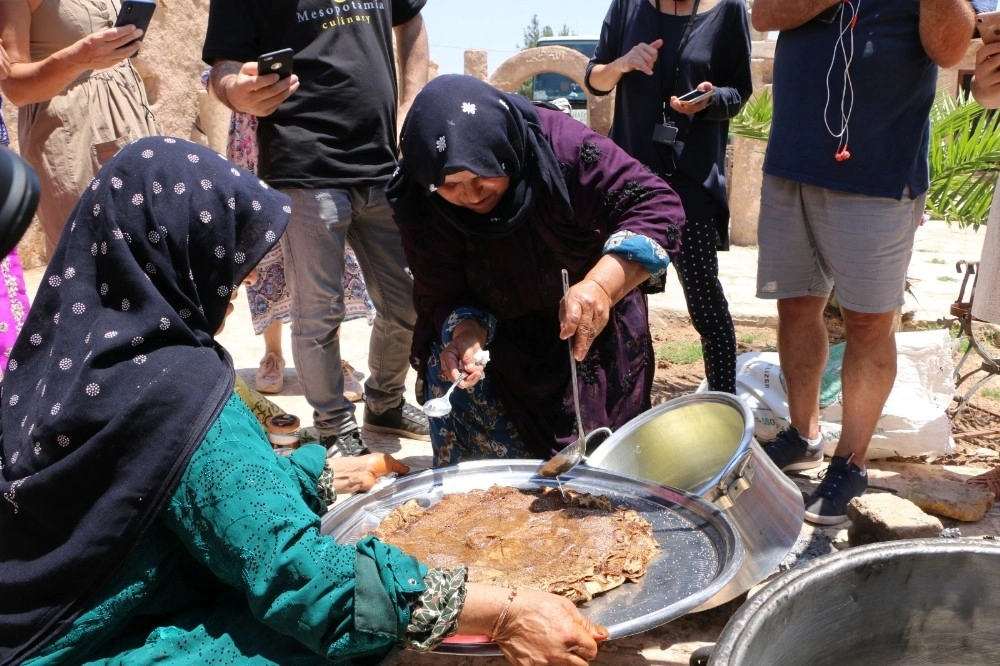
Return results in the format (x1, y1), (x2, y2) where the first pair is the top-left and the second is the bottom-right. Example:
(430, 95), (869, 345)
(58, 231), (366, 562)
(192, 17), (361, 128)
(764, 0), (952, 199)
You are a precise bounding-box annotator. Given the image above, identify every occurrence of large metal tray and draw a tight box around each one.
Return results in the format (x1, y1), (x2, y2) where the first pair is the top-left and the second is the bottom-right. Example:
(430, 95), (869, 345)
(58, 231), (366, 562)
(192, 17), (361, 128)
(321, 459), (744, 656)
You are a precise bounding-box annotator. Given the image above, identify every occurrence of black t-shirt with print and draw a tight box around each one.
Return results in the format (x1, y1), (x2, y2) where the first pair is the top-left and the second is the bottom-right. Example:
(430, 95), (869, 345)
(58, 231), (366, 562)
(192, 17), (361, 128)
(202, 0), (425, 189)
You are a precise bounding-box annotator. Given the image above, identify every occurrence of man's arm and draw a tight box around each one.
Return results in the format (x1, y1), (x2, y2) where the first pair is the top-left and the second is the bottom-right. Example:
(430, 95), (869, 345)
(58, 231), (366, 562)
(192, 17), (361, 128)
(750, 0), (841, 32)
(394, 13), (429, 128)
(920, 0), (975, 67)
(207, 58), (298, 117)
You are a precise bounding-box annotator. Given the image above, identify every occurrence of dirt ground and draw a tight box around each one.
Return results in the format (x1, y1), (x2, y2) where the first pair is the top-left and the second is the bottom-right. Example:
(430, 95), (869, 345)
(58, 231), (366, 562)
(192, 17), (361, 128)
(650, 317), (1000, 460)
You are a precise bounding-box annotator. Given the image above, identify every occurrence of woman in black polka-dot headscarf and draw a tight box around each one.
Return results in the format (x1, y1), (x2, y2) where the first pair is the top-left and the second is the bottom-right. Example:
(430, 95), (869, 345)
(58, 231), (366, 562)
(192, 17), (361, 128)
(0, 137), (607, 666)
(0, 136), (291, 660)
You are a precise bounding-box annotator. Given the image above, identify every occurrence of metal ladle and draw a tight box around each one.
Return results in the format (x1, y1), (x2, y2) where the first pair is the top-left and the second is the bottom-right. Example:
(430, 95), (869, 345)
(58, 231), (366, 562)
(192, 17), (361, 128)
(538, 269), (589, 478)
(422, 371), (469, 418)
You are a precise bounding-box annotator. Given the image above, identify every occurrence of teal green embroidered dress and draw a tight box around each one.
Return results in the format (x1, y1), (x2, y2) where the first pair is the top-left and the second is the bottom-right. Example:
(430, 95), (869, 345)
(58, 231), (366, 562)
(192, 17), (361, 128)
(25, 394), (449, 665)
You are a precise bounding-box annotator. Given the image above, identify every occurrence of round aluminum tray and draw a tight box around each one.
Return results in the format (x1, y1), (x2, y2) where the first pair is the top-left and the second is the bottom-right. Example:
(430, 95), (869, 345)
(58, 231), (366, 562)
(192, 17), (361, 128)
(321, 459), (744, 656)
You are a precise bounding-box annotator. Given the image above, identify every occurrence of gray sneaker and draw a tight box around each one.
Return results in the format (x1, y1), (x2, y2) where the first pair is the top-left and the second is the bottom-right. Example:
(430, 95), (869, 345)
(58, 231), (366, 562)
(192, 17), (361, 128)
(363, 399), (430, 441)
(321, 429), (370, 457)
(763, 426), (824, 472)
(804, 455), (869, 525)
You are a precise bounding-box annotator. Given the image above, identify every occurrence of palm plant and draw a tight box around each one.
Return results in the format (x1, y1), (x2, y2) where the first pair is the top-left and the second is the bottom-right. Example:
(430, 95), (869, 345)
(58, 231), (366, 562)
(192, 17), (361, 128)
(925, 93), (1000, 230)
(730, 86), (773, 142)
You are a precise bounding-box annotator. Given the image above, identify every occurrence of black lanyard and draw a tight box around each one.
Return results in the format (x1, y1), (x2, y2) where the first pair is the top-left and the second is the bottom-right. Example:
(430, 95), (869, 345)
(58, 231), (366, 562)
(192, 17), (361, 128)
(654, 0), (701, 122)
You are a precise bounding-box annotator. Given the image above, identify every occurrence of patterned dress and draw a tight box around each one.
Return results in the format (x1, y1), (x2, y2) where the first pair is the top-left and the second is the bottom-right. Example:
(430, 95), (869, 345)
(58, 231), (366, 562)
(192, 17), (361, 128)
(0, 98), (31, 381)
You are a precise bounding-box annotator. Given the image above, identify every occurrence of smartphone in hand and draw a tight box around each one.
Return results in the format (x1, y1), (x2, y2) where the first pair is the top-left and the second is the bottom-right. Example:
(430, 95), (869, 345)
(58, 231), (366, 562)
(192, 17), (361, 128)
(258, 48), (294, 80)
(115, 0), (157, 43)
(676, 88), (714, 105)
(977, 11), (1000, 44)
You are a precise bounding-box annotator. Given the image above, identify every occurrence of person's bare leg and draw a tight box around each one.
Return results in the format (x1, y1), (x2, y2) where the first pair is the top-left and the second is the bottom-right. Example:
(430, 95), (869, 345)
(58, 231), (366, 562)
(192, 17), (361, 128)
(776, 295), (829, 440)
(256, 320), (285, 394)
(835, 307), (899, 467)
(262, 320), (283, 359)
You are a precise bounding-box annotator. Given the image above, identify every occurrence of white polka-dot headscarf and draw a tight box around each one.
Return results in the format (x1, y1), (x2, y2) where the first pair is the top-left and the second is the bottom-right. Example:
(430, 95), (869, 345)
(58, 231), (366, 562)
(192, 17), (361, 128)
(0, 137), (290, 658)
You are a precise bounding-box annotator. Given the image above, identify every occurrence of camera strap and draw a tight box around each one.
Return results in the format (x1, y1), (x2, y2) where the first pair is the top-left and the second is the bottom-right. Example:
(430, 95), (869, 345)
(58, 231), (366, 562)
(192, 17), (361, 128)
(655, 0), (701, 124)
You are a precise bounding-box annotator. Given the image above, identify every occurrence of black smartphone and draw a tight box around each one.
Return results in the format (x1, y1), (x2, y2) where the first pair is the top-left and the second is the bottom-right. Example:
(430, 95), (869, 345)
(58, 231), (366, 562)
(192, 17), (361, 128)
(258, 48), (294, 80)
(812, 3), (842, 24)
(114, 0), (157, 39)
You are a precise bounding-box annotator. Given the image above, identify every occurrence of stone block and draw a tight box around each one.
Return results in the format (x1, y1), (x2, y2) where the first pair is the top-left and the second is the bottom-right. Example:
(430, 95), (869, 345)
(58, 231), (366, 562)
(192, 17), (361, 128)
(847, 493), (943, 546)
(907, 479), (995, 522)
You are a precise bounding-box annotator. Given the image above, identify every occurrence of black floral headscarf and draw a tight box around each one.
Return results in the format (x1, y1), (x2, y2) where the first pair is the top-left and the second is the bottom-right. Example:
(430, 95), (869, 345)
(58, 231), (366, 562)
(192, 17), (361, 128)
(387, 74), (573, 238)
(0, 137), (290, 663)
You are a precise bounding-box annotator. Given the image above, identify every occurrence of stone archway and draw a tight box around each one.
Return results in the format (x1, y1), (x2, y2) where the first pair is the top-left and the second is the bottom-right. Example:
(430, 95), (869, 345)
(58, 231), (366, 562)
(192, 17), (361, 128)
(487, 46), (614, 136)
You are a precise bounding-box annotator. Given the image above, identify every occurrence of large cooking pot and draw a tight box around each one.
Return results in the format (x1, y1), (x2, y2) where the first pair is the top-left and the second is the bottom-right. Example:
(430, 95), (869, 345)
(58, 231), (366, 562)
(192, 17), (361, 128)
(585, 391), (804, 610)
(702, 538), (1000, 665)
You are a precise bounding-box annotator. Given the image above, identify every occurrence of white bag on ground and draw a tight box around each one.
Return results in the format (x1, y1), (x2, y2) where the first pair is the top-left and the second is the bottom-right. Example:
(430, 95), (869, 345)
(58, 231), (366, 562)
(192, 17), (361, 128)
(718, 329), (955, 459)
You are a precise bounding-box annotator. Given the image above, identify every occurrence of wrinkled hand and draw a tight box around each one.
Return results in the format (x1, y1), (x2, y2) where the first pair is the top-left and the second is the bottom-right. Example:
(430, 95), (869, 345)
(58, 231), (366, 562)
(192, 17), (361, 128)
(973, 41), (1000, 109)
(359, 453), (409, 491)
(331, 453), (409, 494)
(560, 279), (612, 362)
(68, 26), (145, 70)
(494, 589), (609, 665)
(614, 39), (663, 76)
(439, 320), (488, 389)
(670, 81), (714, 115)
(220, 61), (299, 117)
(0, 40), (10, 80)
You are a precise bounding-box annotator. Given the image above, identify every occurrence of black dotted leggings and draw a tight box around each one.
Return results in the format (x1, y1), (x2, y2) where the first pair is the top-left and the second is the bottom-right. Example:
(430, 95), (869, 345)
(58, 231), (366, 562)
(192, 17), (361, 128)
(671, 215), (737, 393)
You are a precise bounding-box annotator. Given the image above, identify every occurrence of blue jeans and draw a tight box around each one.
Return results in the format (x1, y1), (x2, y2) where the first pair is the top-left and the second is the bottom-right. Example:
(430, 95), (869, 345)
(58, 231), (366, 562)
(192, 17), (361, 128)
(280, 186), (415, 438)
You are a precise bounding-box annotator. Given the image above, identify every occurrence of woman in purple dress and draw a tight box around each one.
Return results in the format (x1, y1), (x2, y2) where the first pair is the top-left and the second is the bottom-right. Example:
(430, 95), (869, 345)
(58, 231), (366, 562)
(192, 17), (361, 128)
(387, 75), (686, 467)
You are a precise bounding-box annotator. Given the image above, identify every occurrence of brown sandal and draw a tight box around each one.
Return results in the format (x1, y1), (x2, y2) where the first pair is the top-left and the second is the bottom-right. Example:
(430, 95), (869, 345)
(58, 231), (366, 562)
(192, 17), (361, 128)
(966, 467), (1000, 497)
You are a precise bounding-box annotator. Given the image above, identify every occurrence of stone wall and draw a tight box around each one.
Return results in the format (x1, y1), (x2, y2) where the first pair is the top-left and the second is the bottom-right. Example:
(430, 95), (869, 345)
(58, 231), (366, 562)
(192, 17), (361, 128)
(1, 4), (986, 266)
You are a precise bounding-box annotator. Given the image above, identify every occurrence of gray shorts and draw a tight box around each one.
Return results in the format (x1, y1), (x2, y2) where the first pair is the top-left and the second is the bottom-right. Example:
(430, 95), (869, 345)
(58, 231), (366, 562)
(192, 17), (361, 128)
(755, 174), (923, 313)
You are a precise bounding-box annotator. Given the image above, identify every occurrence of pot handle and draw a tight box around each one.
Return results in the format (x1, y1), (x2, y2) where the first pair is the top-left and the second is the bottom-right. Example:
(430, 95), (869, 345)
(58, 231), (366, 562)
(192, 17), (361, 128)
(689, 644), (714, 666)
(583, 426), (613, 456)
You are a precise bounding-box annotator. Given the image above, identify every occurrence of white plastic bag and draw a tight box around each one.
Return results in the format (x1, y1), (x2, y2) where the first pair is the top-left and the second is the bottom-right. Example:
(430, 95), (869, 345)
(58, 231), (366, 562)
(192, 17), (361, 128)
(713, 329), (955, 459)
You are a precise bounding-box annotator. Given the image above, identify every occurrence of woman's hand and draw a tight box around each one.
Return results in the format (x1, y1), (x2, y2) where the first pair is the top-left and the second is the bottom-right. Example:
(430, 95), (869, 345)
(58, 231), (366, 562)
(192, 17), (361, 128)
(670, 81), (714, 115)
(329, 453), (410, 494)
(560, 279), (612, 362)
(614, 39), (664, 76)
(66, 26), (146, 71)
(972, 41), (1000, 110)
(560, 256), (650, 361)
(439, 320), (488, 389)
(459, 585), (609, 665)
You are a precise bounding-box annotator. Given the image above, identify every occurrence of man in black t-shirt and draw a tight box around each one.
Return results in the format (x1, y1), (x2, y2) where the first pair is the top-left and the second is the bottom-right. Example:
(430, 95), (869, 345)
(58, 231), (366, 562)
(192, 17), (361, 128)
(202, 0), (431, 456)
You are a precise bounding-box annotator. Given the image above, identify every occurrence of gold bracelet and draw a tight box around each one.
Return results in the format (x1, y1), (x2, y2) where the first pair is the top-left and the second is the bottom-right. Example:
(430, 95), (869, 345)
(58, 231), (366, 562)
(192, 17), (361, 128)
(491, 588), (518, 639)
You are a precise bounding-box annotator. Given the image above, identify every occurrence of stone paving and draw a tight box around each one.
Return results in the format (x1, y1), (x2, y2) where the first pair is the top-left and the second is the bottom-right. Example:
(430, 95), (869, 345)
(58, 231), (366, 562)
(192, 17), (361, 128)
(19, 218), (996, 665)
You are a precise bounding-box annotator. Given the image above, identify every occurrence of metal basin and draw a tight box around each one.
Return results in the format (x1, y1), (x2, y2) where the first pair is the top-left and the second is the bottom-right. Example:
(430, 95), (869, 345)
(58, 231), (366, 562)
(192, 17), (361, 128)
(585, 392), (804, 609)
(707, 539), (1000, 665)
(321, 460), (743, 656)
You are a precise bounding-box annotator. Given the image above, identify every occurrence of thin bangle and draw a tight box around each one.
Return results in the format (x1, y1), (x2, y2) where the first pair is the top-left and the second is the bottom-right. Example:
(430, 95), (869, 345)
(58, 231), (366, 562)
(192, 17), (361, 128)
(491, 588), (518, 639)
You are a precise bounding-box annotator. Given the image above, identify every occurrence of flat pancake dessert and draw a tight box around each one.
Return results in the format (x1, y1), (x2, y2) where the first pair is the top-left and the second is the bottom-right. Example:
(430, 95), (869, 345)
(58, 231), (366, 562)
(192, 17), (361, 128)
(374, 484), (659, 603)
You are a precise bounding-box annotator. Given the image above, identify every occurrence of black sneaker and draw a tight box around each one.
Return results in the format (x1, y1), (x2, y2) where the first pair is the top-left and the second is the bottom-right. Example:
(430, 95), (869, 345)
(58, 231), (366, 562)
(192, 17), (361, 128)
(804, 455), (868, 525)
(321, 429), (370, 457)
(363, 399), (431, 441)
(762, 426), (824, 472)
